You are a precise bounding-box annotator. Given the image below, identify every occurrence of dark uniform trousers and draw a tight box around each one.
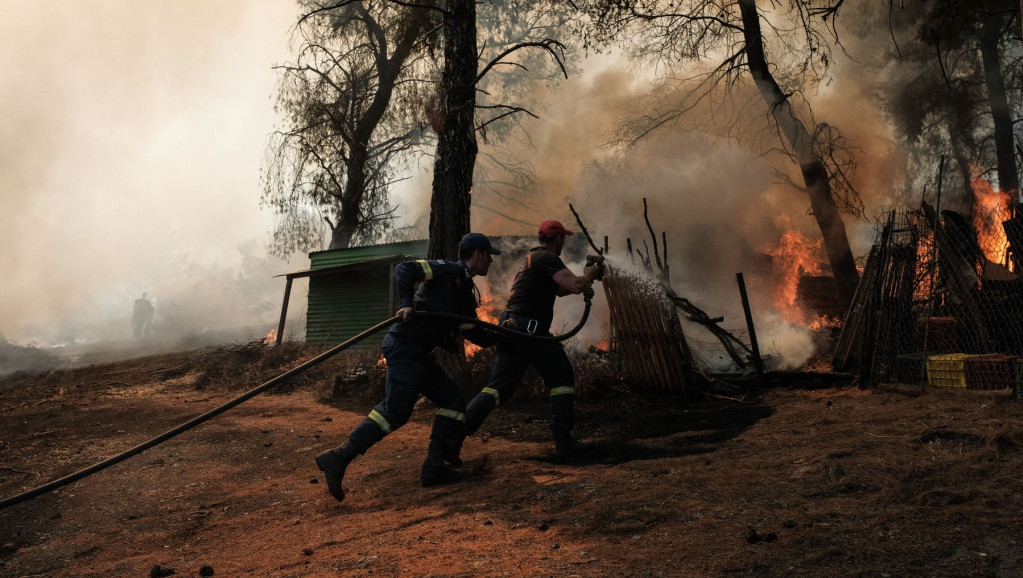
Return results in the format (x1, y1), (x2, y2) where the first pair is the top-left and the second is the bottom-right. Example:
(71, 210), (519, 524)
(348, 333), (466, 457)
(464, 312), (576, 442)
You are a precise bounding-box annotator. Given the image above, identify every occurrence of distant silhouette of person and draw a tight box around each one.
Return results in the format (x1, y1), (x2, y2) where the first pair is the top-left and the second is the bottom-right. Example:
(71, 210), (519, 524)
(132, 293), (154, 338)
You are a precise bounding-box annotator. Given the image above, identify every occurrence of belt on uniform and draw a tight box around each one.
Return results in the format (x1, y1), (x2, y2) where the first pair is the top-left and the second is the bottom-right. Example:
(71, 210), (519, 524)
(501, 311), (545, 336)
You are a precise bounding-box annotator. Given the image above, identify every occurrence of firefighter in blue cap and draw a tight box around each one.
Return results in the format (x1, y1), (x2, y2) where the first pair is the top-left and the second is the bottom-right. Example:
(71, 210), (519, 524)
(315, 232), (502, 503)
(455, 220), (603, 461)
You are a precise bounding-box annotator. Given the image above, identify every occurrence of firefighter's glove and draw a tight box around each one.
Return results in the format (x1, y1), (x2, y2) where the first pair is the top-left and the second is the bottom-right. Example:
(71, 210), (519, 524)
(397, 306), (413, 322)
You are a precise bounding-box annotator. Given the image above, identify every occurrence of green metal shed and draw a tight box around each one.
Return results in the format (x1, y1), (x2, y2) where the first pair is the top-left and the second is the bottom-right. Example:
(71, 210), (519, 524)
(274, 239), (429, 349)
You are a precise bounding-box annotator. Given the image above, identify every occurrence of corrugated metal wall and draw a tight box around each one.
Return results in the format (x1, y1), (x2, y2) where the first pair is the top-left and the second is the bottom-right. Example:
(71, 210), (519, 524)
(305, 240), (428, 348)
(306, 264), (391, 348)
(310, 240), (429, 269)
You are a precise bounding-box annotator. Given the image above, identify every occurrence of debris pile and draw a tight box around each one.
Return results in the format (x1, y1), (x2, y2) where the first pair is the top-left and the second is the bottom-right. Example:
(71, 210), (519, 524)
(834, 206), (1023, 390)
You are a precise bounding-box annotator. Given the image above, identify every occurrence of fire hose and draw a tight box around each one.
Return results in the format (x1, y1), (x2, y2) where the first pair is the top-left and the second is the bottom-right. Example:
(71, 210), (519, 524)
(0, 293), (595, 510)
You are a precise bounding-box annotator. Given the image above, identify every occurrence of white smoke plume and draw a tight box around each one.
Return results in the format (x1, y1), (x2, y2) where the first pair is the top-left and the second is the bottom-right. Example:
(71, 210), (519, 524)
(0, 1), (303, 360)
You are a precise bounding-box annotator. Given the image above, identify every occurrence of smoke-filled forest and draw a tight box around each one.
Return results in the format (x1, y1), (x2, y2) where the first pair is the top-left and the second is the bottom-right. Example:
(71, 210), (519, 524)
(3, 1), (1023, 577)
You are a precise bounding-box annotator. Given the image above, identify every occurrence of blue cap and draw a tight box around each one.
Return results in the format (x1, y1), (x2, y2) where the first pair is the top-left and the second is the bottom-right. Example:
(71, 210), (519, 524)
(460, 233), (501, 255)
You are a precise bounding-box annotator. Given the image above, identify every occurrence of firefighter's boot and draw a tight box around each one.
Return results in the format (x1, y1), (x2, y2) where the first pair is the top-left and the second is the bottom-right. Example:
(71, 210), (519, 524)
(450, 388), (500, 466)
(315, 440), (361, 502)
(421, 439), (463, 487)
(550, 389), (588, 458)
(445, 437), (464, 467)
(553, 435), (592, 458)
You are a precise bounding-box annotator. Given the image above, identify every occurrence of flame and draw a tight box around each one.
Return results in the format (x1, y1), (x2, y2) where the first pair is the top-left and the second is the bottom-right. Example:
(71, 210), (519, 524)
(808, 315), (842, 331)
(263, 329), (285, 345)
(766, 231), (823, 324)
(971, 172), (1013, 266)
(376, 355), (387, 368)
(915, 229), (936, 301)
(592, 339), (610, 351)
(465, 285), (501, 358)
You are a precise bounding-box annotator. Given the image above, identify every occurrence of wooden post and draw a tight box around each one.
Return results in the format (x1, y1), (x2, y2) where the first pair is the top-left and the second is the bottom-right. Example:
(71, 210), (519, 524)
(603, 236), (614, 352)
(275, 277), (293, 346)
(736, 273), (764, 375)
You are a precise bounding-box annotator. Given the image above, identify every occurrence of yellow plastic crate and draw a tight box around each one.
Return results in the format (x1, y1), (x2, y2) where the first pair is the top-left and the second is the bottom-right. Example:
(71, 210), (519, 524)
(925, 353), (974, 388)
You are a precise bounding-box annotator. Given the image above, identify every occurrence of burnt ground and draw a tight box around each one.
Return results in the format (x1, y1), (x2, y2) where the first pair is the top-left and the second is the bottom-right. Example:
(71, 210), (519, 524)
(2, 343), (1023, 577)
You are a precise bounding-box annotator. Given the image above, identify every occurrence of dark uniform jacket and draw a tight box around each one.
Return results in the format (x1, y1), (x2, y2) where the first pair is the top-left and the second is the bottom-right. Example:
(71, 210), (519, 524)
(388, 259), (497, 351)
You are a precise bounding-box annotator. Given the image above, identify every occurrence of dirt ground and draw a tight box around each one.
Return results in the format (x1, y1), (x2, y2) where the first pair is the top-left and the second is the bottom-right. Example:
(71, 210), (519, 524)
(2, 343), (1023, 577)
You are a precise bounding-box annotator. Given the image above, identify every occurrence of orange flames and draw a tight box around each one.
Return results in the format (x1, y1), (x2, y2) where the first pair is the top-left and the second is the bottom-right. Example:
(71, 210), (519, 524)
(767, 231), (823, 324)
(970, 173), (1014, 266)
(915, 229), (936, 301)
(465, 286), (501, 358)
(263, 329), (285, 345)
(808, 316), (842, 331)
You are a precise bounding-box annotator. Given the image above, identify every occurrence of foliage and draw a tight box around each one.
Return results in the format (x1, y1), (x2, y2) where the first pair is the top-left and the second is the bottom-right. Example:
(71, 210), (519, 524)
(262, 0), (439, 256)
(581, 0), (864, 217)
(877, 0), (1022, 207)
(263, 1), (581, 254)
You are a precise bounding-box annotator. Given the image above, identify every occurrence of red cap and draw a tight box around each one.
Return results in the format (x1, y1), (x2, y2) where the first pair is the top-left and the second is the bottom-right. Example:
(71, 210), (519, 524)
(538, 220), (573, 239)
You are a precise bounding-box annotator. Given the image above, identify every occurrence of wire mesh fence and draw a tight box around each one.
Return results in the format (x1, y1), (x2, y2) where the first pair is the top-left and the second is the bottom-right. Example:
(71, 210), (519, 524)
(840, 207), (1023, 393)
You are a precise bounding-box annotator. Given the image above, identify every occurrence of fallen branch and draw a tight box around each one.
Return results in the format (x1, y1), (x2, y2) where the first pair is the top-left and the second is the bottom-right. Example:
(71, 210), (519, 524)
(668, 290), (753, 368)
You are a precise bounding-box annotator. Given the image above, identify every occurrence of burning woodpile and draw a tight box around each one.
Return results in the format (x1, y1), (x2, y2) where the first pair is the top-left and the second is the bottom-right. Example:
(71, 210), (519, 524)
(834, 174), (1023, 390)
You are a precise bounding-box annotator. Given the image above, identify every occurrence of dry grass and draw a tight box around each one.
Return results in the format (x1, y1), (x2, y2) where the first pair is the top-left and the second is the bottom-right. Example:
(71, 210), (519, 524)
(183, 339), (629, 403)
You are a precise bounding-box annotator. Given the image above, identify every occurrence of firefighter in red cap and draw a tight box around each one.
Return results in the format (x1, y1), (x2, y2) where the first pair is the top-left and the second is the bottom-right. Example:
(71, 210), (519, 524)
(454, 219), (603, 460)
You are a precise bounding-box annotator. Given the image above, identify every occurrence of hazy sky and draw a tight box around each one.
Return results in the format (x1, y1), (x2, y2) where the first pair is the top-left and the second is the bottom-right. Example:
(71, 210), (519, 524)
(1, 1), (299, 344)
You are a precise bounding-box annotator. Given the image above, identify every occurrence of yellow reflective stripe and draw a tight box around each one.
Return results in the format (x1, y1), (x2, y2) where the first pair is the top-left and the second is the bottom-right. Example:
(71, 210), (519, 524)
(368, 409), (392, 433)
(482, 387), (500, 406)
(436, 408), (466, 422)
(417, 260), (433, 281)
(550, 386), (575, 397)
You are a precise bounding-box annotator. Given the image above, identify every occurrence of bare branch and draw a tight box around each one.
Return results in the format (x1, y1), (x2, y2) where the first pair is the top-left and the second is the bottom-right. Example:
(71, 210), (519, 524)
(477, 39), (568, 83)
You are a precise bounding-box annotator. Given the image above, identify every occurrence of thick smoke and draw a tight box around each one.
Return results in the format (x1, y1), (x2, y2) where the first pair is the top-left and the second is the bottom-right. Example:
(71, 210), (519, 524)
(2, 2), (911, 374)
(465, 30), (908, 370)
(0, 1), (302, 360)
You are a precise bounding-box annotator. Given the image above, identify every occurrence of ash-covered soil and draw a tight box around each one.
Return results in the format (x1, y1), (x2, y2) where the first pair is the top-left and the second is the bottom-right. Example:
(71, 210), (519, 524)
(1, 343), (1022, 577)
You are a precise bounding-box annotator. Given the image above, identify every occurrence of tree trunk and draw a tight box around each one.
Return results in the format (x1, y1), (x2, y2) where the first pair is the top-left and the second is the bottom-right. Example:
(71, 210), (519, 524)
(428, 0), (477, 260)
(978, 12), (1020, 202)
(329, 145), (367, 250)
(738, 0), (860, 311)
(953, 149), (975, 212)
